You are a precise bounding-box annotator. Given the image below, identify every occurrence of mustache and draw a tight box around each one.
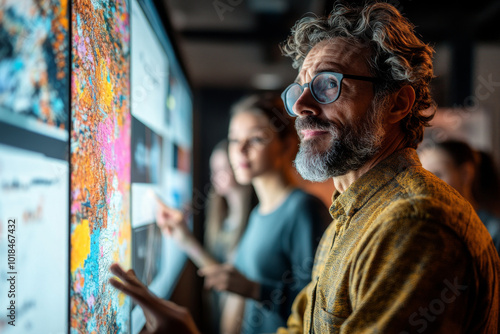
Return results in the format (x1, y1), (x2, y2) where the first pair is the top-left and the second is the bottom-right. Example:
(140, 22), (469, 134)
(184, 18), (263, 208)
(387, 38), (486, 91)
(295, 116), (338, 132)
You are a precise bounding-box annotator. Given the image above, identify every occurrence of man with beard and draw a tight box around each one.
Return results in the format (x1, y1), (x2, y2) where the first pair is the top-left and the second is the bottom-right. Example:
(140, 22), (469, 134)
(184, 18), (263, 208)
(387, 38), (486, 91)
(109, 2), (500, 333)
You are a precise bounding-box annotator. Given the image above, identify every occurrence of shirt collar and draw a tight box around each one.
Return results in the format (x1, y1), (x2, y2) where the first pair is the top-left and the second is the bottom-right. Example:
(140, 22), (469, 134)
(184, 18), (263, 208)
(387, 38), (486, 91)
(329, 148), (422, 219)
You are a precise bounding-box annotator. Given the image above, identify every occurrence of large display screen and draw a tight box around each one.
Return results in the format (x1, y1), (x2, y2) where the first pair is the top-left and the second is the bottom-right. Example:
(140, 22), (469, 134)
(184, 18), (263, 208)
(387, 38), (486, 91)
(0, 1), (70, 333)
(0, 0), (69, 140)
(0, 145), (69, 333)
(129, 0), (193, 332)
(70, 0), (132, 332)
(0, 0), (193, 333)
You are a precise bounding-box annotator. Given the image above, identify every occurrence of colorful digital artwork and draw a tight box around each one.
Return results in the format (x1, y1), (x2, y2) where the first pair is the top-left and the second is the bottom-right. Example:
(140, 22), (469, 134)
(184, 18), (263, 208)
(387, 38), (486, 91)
(0, 0), (69, 138)
(70, 0), (131, 333)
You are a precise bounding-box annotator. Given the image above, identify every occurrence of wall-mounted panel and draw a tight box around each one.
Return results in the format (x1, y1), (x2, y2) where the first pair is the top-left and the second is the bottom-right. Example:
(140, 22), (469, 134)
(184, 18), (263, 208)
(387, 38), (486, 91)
(70, 0), (131, 332)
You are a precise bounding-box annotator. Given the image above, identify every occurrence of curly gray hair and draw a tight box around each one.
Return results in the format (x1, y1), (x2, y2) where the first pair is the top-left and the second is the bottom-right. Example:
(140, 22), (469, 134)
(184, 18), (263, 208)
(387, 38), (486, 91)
(281, 1), (436, 148)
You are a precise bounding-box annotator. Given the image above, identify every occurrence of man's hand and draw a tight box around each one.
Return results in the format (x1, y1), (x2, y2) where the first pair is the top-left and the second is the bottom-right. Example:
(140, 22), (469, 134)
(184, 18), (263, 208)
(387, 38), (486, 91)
(198, 264), (260, 300)
(109, 263), (200, 334)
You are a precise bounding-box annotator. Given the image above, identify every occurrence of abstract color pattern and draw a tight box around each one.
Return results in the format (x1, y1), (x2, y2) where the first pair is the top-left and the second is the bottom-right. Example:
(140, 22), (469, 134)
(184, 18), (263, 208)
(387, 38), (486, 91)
(70, 0), (131, 333)
(0, 0), (69, 129)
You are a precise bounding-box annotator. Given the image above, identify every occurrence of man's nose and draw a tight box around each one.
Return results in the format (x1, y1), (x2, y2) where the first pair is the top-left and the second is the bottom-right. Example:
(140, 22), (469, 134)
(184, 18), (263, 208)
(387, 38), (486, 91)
(294, 87), (320, 118)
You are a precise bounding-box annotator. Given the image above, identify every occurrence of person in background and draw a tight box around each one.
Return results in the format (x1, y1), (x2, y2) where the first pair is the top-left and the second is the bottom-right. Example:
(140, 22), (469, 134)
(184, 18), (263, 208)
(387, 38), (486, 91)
(151, 93), (330, 333)
(419, 139), (500, 253)
(150, 139), (254, 334)
(110, 2), (500, 333)
(203, 139), (257, 333)
(204, 140), (256, 266)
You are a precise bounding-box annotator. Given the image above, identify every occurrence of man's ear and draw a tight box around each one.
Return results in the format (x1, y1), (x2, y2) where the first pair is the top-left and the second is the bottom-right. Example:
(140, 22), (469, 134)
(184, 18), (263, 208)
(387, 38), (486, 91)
(386, 85), (416, 124)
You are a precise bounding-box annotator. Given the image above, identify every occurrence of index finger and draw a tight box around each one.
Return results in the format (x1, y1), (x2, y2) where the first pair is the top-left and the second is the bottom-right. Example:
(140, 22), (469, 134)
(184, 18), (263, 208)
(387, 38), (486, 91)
(110, 263), (126, 277)
(109, 263), (142, 288)
(110, 263), (136, 283)
(155, 193), (168, 207)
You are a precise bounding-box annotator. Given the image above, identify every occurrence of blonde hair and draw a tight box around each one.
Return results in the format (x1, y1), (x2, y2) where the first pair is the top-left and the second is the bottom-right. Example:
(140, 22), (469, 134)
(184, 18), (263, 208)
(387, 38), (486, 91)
(203, 140), (256, 256)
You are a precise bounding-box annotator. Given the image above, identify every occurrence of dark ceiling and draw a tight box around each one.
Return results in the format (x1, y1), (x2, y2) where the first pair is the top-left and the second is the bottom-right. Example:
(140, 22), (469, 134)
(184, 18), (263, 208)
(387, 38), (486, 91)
(160, 0), (500, 90)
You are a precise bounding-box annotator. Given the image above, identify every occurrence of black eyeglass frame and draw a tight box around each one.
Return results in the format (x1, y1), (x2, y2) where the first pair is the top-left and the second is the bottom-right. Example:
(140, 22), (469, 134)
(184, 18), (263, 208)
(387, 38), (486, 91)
(281, 71), (379, 117)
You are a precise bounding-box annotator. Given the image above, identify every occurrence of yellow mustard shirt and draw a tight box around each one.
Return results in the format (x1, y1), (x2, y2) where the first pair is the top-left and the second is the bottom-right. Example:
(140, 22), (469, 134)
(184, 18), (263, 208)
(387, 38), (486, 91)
(278, 148), (500, 334)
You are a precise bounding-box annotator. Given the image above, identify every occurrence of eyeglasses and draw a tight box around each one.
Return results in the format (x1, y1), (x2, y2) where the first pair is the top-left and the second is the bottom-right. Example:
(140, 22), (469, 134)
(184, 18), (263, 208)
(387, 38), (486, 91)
(281, 71), (378, 117)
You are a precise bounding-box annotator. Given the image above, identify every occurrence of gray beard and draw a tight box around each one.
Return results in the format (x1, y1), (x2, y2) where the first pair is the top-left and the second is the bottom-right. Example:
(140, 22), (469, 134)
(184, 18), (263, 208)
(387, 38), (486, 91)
(294, 103), (386, 182)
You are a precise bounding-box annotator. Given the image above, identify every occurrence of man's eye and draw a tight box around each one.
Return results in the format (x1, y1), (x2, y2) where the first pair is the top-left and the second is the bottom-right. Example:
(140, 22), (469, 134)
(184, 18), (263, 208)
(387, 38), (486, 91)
(328, 80), (338, 89)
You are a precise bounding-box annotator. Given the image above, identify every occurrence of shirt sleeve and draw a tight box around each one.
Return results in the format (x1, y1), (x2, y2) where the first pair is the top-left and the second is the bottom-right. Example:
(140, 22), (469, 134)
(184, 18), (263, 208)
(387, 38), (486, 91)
(341, 213), (475, 333)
